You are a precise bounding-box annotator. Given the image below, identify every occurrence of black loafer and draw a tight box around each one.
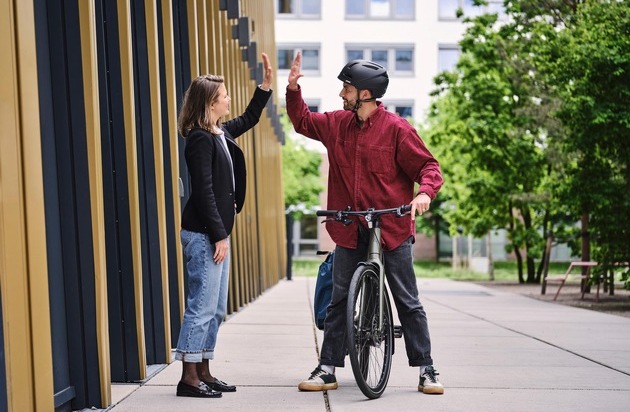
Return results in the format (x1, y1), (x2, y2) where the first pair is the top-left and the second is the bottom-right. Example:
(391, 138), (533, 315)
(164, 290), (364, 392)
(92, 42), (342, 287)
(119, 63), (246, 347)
(176, 381), (222, 398)
(204, 378), (237, 392)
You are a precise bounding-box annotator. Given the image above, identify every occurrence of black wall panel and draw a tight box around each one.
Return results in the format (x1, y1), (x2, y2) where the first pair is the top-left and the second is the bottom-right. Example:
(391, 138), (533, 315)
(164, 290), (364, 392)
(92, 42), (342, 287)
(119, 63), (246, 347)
(95, 0), (142, 382)
(169, 0), (192, 347)
(130, 0), (167, 366)
(35, 0), (101, 409)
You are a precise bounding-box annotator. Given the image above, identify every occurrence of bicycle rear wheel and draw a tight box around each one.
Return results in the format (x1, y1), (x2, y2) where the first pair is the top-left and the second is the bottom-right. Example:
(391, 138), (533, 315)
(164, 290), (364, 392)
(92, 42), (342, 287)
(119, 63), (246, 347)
(346, 263), (394, 399)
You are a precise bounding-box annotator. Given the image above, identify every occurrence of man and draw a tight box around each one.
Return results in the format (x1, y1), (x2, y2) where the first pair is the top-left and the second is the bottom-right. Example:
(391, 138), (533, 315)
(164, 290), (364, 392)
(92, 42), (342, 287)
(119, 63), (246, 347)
(286, 53), (444, 395)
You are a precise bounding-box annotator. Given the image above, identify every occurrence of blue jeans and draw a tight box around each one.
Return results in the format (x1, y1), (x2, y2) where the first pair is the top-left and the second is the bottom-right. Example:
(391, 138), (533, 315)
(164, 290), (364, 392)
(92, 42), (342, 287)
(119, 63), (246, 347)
(175, 230), (230, 362)
(320, 227), (433, 368)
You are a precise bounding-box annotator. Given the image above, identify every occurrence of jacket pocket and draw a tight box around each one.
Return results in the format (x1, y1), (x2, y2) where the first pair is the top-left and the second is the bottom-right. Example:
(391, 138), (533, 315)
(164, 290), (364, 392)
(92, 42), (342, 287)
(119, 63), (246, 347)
(364, 145), (394, 175)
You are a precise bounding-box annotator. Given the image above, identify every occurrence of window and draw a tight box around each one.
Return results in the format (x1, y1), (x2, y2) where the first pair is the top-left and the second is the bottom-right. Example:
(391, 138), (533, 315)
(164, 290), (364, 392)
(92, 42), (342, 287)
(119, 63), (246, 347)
(302, 49), (320, 70)
(277, 0), (321, 18)
(277, 0), (294, 13)
(346, 0), (414, 20)
(382, 102), (414, 119)
(371, 50), (388, 68)
(486, 1), (507, 20)
(438, 0), (505, 21)
(277, 45), (321, 72)
(394, 105), (413, 118)
(438, 45), (461, 72)
(298, 215), (319, 255)
(305, 100), (320, 112)
(438, 0), (458, 20)
(345, 46), (414, 75)
(395, 49), (413, 71)
(300, 215), (318, 239)
(347, 49), (364, 61)
(462, 0), (483, 18)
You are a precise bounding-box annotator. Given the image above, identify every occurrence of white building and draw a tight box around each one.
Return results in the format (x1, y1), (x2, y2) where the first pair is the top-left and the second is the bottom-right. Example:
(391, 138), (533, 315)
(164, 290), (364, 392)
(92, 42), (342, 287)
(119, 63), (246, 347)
(274, 0), (505, 121)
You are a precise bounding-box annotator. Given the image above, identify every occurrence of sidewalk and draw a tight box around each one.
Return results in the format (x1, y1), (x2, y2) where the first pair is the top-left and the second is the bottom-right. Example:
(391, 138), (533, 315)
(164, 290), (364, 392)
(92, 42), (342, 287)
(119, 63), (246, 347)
(108, 277), (630, 412)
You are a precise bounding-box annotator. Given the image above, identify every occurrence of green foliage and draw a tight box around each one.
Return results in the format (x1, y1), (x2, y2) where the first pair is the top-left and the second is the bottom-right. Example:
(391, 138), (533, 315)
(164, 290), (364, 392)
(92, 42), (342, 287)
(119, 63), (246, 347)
(281, 112), (324, 219)
(425, 0), (629, 286)
(410, 122), (451, 242)
(546, 0), (630, 288)
(426, 7), (551, 281)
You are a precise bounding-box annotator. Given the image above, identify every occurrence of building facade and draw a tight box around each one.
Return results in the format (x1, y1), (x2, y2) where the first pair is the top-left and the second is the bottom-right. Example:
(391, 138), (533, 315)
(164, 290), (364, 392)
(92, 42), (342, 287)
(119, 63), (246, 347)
(0, 1), (286, 411)
(275, 0), (506, 120)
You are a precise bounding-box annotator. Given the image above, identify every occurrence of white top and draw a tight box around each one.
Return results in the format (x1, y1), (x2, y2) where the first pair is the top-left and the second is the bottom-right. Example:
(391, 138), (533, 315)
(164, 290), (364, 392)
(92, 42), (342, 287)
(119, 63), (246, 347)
(215, 129), (235, 191)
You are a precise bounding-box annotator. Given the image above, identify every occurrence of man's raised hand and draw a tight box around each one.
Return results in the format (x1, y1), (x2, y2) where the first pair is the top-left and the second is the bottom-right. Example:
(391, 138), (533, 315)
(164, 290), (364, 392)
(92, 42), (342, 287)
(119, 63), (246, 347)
(287, 51), (303, 91)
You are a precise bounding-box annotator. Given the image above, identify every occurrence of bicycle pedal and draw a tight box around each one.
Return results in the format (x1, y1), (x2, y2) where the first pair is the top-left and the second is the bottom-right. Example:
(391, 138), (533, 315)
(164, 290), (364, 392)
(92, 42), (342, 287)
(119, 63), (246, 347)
(394, 325), (403, 338)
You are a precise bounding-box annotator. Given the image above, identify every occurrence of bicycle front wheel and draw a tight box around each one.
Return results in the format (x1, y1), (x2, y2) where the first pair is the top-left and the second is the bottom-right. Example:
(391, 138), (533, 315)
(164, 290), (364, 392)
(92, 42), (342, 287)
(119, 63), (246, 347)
(346, 263), (394, 399)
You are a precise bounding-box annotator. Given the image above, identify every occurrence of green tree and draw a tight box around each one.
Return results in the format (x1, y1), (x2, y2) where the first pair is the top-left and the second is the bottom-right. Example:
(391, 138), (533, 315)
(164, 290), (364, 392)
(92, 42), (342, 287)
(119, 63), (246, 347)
(427, 9), (551, 283)
(545, 0), (630, 287)
(280, 113), (323, 219)
(412, 122), (452, 262)
(427, 0), (629, 286)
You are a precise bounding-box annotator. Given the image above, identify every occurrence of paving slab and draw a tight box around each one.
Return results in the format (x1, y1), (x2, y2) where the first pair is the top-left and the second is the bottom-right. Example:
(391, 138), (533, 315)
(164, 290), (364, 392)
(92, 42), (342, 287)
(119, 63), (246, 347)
(108, 277), (630, 412)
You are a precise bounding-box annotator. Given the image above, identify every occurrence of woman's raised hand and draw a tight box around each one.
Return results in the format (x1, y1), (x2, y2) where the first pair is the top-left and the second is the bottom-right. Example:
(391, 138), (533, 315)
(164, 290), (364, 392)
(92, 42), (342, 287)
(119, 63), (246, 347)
(261, 52), (273, 90)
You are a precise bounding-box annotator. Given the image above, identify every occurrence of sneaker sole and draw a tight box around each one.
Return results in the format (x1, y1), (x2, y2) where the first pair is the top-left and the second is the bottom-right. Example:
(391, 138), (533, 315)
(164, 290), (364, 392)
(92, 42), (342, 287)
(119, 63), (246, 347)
(298, 382), (338, 391)
(418, 385), (444, 395)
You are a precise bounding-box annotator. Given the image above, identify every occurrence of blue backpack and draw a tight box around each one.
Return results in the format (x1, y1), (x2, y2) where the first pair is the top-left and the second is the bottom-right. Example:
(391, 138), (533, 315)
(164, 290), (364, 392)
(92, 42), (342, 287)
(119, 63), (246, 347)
(314, 251), (334, 330)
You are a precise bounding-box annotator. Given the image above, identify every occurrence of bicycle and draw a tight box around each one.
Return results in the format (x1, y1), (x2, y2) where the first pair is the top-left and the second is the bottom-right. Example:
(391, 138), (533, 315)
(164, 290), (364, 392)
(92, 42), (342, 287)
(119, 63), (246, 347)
(316, 204), (411, 399)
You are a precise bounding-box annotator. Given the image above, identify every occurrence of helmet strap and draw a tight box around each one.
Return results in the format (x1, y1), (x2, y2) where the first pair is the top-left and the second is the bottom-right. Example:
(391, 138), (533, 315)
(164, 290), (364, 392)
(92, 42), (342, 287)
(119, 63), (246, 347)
(351, 89), (376, 112)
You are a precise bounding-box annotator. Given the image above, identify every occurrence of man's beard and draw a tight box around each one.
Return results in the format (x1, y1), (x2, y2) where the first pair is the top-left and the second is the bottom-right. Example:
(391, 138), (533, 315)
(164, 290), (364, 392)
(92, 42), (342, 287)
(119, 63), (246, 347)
(342, 99), (359, 111)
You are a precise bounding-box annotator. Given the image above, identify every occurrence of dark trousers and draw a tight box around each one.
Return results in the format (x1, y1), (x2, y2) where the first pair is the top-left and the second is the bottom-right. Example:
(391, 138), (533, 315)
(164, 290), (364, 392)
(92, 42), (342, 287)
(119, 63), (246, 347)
(319, 228), (433, 368)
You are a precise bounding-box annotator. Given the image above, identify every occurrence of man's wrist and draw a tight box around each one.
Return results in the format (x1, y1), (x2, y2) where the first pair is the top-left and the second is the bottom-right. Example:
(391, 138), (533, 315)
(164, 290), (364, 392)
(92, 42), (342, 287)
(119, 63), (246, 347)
(258, 84), (271, 92)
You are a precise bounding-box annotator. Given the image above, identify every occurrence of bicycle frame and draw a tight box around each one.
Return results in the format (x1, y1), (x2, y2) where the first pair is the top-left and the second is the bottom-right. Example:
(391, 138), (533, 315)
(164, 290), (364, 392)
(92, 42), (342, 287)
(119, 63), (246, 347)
(364, 210), (386, 333)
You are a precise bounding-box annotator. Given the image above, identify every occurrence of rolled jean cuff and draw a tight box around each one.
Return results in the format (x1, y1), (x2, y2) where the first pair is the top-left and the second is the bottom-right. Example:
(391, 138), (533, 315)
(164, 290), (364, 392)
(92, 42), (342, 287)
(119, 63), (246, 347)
(202, 350), (214, 360)
(320, 358), (345, 368)
(409, 357), (433, 367)
(174, 350), (203, 363)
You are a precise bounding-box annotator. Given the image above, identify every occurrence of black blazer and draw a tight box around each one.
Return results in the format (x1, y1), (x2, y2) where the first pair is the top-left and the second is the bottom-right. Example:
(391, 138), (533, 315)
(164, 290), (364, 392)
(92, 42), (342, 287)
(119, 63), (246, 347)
(181, 86), (272, 243)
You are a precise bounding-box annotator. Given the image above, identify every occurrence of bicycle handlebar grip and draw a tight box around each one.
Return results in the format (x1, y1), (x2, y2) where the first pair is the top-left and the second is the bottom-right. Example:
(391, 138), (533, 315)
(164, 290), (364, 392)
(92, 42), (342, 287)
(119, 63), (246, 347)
(400, 204), (412, 213)
(316, 210), (337, 217)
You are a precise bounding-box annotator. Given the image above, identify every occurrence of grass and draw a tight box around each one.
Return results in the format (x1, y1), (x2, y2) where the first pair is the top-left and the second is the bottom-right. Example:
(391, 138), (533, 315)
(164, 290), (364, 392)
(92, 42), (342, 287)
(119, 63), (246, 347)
(290, 257), (573, 283)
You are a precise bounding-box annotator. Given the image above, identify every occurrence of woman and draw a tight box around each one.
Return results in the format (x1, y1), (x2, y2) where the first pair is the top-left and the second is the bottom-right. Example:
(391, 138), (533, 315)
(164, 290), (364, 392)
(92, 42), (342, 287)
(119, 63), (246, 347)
(175, 53), (273, 398)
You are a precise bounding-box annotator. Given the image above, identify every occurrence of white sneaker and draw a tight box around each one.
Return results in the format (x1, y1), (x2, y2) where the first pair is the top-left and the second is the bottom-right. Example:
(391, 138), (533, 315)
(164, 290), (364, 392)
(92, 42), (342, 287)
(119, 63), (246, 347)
(418, 365), (444, 394)
(298, 366), (338, 391)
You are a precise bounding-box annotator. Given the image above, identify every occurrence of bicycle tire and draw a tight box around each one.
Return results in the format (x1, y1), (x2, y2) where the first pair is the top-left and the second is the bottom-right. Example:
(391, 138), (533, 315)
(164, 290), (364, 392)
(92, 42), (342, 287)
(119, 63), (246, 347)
(346, 263), (394, 399)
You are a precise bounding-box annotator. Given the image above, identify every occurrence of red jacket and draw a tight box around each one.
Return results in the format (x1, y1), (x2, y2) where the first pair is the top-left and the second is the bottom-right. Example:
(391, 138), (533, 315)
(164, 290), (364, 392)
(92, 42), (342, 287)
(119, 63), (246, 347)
(286, 86), (443, 251)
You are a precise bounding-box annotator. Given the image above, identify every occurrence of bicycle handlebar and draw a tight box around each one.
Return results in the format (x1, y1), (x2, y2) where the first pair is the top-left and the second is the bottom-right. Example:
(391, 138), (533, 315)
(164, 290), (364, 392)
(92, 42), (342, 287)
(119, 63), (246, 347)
(316, 205), (412, 219)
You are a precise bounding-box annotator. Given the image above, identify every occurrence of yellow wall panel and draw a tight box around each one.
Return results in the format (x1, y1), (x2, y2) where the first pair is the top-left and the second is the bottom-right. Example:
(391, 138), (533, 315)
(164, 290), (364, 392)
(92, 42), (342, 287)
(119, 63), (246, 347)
(78, 0), (111, 406)
(116, 0), (147, 379)
(0, 0), (54, 410)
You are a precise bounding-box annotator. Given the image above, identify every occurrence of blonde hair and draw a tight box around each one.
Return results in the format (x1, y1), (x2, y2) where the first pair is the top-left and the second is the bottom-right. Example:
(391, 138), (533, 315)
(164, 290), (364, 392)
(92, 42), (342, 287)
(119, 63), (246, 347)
(177, 74), (225, 137)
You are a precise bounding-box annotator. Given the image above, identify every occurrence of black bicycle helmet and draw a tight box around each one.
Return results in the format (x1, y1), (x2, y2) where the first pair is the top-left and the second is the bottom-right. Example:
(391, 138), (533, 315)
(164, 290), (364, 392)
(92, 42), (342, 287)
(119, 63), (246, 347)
(337, 59), (389, 99)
